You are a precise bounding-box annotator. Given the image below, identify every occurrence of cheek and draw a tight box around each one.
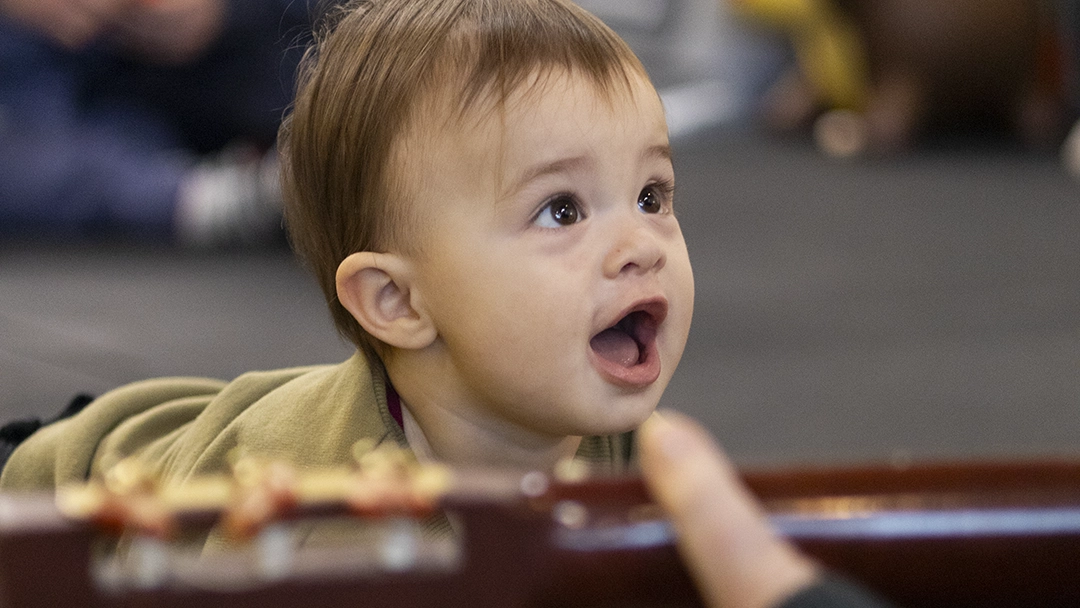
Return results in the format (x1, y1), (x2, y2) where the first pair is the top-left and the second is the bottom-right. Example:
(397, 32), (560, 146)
(447, 284), (591, 386)
(675, 252), (695, 318)
(425, 254), (566, 349)
(664, 247), (696, 344)
(477, 270), (584, 354)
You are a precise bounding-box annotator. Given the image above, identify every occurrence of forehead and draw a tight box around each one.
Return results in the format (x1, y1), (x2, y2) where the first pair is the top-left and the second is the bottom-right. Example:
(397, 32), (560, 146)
(397, 67), (666, 187)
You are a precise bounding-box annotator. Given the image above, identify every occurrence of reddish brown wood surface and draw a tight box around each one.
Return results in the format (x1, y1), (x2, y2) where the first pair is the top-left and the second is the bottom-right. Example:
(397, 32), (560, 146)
(1, 460), (1079, 607)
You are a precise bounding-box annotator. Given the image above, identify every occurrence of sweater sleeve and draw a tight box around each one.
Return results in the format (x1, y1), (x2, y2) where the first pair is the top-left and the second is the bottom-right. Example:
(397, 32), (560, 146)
(0, 377), (226, 491)
(0, 353), (381, 493)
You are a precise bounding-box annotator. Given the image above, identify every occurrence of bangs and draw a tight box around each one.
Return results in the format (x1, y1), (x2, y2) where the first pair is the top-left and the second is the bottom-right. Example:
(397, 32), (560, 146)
(445, 0), (647, 114)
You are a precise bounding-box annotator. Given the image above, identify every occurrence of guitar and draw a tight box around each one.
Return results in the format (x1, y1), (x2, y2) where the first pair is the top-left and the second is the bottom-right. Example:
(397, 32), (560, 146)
(1, 455), (1078, 607)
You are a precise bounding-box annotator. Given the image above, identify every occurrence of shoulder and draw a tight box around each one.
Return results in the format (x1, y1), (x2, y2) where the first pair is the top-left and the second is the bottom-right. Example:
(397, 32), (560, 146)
(166, 352), (394, 479)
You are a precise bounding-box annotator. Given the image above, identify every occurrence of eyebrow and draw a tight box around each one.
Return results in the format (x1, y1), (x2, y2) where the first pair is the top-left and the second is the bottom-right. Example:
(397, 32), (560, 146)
(509, 155), (590, 194)
(507, 143), (673, 196)
(646, 143), (673, 163)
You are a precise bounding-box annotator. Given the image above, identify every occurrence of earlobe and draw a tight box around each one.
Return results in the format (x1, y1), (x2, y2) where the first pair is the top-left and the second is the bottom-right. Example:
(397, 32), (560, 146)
(336, 252), (436, 350)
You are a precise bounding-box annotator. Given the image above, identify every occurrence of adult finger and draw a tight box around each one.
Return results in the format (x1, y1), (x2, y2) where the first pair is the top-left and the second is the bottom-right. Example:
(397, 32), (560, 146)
(638, 411), (818, 608)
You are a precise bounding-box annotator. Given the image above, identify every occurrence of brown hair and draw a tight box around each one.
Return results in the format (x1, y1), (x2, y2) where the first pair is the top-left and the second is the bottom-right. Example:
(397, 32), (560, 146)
(279, 0), (647, 356)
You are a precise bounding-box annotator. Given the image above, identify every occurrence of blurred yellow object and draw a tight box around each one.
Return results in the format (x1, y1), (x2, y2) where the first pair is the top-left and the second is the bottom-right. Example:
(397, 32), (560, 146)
(728, 0), (869, 110)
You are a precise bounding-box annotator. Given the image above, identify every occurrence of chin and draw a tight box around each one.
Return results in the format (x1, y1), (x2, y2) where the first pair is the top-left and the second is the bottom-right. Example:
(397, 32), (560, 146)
(585, 396), (660, 436)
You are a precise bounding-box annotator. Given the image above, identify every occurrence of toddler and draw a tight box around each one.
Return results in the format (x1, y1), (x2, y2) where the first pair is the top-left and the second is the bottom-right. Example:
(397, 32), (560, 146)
(1, 0), (693, 495)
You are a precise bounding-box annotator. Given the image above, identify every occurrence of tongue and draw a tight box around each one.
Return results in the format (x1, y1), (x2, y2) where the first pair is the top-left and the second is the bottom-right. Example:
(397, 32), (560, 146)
(590, 328), (640, 367)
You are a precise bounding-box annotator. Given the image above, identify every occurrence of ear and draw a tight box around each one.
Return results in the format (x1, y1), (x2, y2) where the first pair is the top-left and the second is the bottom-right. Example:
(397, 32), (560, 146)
(336, 252), (436, 350)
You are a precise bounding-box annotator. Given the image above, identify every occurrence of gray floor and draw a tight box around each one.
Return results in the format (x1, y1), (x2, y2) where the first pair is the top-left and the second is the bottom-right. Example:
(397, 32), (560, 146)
(2, 125), (1078, 469)
(667, 128), (1080, 466)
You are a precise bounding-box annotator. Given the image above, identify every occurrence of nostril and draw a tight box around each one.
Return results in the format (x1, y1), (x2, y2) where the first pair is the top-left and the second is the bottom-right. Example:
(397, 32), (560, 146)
(618, 243), (665, 275)
(603, 220), (667, 277)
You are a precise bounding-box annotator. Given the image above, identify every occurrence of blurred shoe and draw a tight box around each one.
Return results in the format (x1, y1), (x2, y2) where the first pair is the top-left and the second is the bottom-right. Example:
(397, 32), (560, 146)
(174, 143), (283, 248)
(1062, 119), (1080, 179)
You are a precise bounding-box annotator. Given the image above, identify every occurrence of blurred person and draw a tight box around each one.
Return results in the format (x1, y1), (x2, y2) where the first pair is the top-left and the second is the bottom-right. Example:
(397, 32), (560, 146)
(727, 0), (1072, 158)
(1055, 0), (1080, 177)
(0, 0), (313, 245)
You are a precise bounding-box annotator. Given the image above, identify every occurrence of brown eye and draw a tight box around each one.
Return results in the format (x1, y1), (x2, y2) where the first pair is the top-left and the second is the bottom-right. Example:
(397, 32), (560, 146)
(536, 195), (582, 228)
(638, 187), (662, 214)
(552, 198), (579, 224)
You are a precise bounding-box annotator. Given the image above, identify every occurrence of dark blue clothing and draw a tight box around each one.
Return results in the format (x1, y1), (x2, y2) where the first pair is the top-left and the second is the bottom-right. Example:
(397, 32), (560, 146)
(0, 0), (312, 240)
(779, 576), (895, 608)
(1058, 0), (1080, 112)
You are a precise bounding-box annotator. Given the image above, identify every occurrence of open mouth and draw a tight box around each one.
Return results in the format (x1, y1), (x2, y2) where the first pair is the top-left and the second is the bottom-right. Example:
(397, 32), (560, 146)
(589, 300), (667, 384)
(590, 311), (655, 367)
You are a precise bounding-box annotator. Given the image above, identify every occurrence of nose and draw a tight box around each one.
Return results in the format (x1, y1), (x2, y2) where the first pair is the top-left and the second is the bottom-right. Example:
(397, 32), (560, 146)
(602, 214), (667, 278)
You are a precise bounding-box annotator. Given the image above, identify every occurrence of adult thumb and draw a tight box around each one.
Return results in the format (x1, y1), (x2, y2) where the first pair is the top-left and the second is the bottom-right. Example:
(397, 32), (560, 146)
(638, 411), (818, 608)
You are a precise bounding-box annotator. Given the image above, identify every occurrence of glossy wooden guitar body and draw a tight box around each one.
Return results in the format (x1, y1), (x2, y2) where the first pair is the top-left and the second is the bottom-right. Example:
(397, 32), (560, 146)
(1, 460), (1078, 607)
(747, 460), (1080, 607)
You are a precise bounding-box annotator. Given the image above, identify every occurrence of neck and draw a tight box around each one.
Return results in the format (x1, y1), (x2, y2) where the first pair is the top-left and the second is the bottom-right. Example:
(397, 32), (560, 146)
(395, 395), (582, 471)
(382, 349), (585, 470)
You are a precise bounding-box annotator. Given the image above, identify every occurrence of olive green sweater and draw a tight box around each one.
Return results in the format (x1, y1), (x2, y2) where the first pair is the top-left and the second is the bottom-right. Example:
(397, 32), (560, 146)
(0, 352), (634, 492)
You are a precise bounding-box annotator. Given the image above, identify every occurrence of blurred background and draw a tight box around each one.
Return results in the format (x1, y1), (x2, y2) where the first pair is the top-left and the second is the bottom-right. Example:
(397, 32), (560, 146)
(1, 0), (1078, 469)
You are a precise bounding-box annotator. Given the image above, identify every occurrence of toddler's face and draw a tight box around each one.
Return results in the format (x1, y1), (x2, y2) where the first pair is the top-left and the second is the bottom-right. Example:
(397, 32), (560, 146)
(398, 69), (694, 438)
